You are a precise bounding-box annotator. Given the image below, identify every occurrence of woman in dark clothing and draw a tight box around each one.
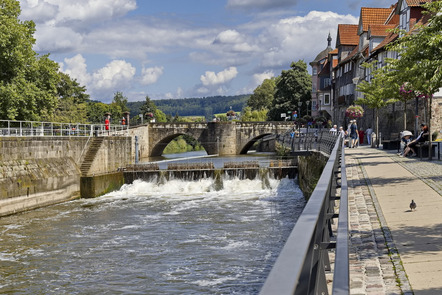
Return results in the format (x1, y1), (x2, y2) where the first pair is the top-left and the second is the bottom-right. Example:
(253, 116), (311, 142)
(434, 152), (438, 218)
(402, 123), (429, 157)
(350, 120), (358, 148)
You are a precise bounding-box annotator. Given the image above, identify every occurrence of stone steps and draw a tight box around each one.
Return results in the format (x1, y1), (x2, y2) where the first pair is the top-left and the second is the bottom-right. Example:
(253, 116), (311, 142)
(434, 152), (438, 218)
(80, 137), (104, 176)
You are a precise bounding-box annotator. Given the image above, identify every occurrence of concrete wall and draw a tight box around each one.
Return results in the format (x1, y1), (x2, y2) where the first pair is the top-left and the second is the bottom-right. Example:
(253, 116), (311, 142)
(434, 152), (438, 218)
(0, 136), (133, 217)
(88, 137), (132, 176)
(297, 151), (329, 199)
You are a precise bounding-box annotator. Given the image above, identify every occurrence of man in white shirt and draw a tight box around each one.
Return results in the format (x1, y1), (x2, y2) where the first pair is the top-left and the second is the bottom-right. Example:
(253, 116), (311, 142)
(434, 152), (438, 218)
(365, 127), (373, 145)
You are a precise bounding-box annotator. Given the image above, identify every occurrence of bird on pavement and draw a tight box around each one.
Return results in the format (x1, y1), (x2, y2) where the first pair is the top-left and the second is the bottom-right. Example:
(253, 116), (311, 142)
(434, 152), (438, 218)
(410, 200), (417, 211)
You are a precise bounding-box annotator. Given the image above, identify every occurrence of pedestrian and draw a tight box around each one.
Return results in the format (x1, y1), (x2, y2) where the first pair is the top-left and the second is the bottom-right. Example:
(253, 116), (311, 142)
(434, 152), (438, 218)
(330, 124), (337, 134)
(366, 126), (373, 145)
(350, 120), (358, 148)
(105, 115), (110, 135)
(358, 128), (365, 145)
(338, 126), (345, 137)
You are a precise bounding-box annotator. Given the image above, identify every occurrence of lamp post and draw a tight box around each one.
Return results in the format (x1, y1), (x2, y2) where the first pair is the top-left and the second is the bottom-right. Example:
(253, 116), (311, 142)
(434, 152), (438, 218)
(306, 100), (310, 116)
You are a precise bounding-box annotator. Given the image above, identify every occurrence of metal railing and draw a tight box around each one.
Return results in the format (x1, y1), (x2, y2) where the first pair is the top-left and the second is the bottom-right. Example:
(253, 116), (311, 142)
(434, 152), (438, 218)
(0, 120), (128, 137)
(260, 135), (349, 295)
(278, 129), (340, 154)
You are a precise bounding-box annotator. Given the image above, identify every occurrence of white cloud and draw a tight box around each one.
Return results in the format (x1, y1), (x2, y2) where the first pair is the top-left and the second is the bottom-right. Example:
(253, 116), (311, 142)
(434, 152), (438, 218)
(252, 71), (275, 86)
(19, 0), (137, 26)
(60, 54), (91, 87)
(34, 25), (84, 53)
(258, 11), (358, 67)
(92, 60), (136, 90)
(141, 66), (164, 85)
(214, 29), (242, 44)
(200, 67), (238, 86)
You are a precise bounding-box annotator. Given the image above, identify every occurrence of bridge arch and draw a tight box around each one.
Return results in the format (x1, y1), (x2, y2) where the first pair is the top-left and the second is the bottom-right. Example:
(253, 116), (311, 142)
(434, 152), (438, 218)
(129, 121), (293, 158)
(238, 133), (274, 154)
(150, 133), (210, 157)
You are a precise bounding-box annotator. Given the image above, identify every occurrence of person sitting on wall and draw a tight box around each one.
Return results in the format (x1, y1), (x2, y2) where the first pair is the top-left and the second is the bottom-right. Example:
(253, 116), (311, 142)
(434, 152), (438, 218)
(398, 130), (413, 156)
(402, 123), (429, 157)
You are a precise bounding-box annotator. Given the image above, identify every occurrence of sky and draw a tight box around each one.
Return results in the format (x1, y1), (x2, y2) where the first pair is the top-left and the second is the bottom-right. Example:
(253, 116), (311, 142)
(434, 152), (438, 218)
(18, 0), (394, 103)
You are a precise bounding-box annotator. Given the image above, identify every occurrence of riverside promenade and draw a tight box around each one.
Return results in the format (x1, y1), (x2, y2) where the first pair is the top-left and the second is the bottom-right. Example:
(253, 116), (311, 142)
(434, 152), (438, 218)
(345, 145), (442, 295)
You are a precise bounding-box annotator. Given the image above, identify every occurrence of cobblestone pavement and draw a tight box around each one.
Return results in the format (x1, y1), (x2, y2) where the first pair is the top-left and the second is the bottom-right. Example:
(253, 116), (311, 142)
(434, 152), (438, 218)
(390, 153), (442, 196)
(346, 155), (403, 295)
(346, 147), (442, 295)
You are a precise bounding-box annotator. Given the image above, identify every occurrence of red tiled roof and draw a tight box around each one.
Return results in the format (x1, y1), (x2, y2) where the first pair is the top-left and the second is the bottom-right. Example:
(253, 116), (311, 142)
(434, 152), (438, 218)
(337, 24), (359, 46)
(368, 24), (397, 37)
(360, 7), (392, 31)
(406, 0), (432, 7)
(329, 48), (339, 54)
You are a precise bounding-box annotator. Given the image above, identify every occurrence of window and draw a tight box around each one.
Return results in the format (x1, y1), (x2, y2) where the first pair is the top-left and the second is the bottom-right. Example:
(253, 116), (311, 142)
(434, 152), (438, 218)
(324, 78), (331, 87)
(312, 67), (318, 76)
(324, 94), (330, 105)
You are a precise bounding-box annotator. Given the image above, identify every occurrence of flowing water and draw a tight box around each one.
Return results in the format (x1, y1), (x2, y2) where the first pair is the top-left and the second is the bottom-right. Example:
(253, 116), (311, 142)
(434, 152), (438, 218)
(0, 154), (306, 294)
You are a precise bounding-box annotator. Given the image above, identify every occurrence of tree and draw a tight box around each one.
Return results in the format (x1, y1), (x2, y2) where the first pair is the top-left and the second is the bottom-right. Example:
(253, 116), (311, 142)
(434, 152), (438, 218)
(356, 63), (397, 147)
(268, 60), (311, 121)
(247, 78), (275, 111)
(140, 95), (157, 116)
(0, 0), (60, 120)
(87, 101), (109, 124)
(49, 72), (90, 123)
(109, 91), (128, 122)
(387, 1), (442, 157)
(241, 106), (268, 122)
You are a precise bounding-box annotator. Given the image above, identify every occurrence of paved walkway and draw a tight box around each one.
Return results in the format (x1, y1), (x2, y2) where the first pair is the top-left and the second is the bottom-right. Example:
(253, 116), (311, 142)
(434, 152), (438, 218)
(345, 145), (442, 295)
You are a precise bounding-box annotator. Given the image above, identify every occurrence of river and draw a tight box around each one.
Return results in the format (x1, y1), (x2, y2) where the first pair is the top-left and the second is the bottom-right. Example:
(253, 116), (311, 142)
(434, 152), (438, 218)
(0, 152), (306, 294)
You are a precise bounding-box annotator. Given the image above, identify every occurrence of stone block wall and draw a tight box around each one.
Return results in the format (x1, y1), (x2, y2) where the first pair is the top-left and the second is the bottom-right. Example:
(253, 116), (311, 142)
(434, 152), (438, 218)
(0, 136), (133, 216)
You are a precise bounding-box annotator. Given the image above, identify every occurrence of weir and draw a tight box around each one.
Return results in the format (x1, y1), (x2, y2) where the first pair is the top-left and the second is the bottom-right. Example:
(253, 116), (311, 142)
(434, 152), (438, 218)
(122, 160), (297, 188)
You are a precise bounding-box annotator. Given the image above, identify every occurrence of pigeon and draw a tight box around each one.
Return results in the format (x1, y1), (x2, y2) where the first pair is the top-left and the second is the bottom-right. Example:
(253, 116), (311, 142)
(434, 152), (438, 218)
(410, 200), (417, 211)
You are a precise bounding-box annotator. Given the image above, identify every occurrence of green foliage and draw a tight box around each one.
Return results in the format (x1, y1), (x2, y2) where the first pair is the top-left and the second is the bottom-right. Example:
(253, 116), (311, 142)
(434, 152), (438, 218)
(268, 60), (312, 121)
(87, 101), (109, 123)
(110, 91), (128, 121)
(387, 1), (442, 96)
(356, 66), (398, 109)
(241, 106), (268, 122)
(127, 95), (249, 119)
(154, 109), (167, 122)
(0, 0), (62, 120)
(163, 135), (204, 154)
(247, 78), (275, 111)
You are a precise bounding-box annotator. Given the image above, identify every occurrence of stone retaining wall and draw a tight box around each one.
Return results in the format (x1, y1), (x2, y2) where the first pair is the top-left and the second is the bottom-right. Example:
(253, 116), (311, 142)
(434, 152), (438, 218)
(0, 136), (132, 217)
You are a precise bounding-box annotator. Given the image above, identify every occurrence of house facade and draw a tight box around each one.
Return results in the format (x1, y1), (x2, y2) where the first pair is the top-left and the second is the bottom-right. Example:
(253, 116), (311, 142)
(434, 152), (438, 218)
(310, 0), (441, 137)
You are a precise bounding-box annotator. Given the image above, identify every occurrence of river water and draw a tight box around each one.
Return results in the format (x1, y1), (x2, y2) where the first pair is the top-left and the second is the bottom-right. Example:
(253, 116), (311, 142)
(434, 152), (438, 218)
(0, 153), (306, 294)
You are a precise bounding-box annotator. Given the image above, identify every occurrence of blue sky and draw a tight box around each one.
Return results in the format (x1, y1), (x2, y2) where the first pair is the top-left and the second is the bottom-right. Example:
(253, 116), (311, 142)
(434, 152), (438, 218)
(18, 0), (394, 102)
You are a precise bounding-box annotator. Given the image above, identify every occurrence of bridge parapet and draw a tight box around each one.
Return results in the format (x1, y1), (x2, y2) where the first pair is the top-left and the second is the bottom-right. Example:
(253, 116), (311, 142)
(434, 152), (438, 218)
(130, 121), (294, 158)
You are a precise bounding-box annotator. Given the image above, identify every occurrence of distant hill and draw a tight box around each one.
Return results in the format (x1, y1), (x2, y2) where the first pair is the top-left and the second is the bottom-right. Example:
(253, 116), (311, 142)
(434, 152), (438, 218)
(127, 95), (250, 118)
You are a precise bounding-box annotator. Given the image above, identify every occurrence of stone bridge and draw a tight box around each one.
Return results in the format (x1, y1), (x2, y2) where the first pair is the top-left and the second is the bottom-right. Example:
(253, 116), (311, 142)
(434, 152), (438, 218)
(129, 121), (293, 158)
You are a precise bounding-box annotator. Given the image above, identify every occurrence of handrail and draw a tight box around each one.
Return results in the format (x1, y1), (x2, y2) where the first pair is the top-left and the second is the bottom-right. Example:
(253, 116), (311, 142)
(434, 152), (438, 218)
(260, 135), (348, 295)
(332, 140), (349, 294)
(0, 120), (128, 137)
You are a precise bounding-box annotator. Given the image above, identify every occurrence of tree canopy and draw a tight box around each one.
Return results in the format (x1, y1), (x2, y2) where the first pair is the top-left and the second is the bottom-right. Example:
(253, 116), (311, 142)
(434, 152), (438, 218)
(268, 60), (311, 121)
(247, 78), (275, 111)
(0, 0), (91, 122)
(387, 1), (442, 97)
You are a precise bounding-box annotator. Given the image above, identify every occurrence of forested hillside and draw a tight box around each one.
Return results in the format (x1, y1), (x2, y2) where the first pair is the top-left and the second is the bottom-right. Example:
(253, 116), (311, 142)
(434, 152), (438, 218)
(127, 95), (249, 118)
